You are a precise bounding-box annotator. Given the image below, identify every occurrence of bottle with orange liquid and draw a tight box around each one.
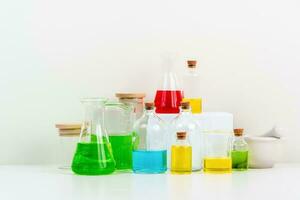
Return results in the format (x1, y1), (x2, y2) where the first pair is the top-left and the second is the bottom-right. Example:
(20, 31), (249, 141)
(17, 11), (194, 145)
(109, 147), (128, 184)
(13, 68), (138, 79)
(154, 56), (183, 114)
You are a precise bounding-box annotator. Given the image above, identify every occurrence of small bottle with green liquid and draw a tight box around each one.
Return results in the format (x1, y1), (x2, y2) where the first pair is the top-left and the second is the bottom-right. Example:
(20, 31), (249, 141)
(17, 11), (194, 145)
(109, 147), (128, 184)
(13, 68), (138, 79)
(231, 128), (249, 171)
(171, 131), (192, 174)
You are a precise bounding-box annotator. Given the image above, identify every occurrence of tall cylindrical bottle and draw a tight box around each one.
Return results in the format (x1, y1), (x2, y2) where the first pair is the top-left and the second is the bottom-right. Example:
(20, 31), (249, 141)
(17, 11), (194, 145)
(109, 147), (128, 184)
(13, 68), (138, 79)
(171, 102), (202, 171)
(182, 60), (202, 114)
(132, 103), (167, 173)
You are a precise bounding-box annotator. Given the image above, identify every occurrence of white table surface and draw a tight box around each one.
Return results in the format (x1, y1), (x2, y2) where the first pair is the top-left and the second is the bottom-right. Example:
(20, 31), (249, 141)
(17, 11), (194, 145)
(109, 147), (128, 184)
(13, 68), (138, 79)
(0, 164), (299, 200)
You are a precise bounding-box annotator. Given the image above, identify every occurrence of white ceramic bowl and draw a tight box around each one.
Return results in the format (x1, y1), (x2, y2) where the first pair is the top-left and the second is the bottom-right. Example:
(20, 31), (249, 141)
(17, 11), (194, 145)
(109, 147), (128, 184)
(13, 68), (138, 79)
(245, 136), (282, 168)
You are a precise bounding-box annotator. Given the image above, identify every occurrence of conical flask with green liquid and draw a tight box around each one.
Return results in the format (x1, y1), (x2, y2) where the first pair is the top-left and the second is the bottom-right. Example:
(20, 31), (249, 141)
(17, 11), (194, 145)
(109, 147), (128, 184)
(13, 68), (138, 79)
(71, 98), (116, 175)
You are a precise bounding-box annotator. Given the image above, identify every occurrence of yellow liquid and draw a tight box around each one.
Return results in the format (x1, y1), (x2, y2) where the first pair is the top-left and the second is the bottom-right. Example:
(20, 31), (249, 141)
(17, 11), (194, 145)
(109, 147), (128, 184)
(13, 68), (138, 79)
(183, 98), (202, 114)
(204, 157), (232, 174)
(171, 145), (192, 174)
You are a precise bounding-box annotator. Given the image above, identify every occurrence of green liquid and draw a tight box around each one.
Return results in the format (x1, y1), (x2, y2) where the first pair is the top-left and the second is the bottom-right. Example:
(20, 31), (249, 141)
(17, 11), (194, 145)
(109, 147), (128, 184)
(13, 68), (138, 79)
(109, 135), (133, 170)
(231, 150), (248, 171)
(71, 142), (115, 175)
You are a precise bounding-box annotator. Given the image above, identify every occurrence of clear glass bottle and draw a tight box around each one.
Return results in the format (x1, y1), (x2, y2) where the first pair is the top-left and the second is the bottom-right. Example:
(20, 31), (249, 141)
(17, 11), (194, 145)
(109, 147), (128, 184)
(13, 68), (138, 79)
(71, 98), (115, 175)
(182, 60), (202, 114)
(132, 102), (167, 173)
(154, 55), (183, 114)
(171, 102), (202, 171)
(171, 131), (192, 174)
(231, 128), (249, 171)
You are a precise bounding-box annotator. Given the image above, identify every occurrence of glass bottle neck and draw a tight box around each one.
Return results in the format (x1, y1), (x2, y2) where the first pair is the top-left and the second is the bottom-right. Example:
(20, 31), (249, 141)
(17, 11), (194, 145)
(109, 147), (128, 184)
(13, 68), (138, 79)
(180, 108), (192, 114)
(176, 138), (190, 146)
(234, 135), (245, 141)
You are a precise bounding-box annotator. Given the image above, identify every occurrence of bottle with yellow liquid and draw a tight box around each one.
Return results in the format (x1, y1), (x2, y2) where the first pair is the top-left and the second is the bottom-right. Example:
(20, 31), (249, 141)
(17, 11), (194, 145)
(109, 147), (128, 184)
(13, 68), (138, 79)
(203, 130), (232, 174)
(171, 131), (192, 174)
(182, 60), (202, 114)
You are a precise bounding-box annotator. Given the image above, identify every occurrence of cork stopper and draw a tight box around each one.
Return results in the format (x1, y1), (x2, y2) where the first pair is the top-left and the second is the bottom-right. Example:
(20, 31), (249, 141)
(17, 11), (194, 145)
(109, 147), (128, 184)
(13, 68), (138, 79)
(181, 101), (190, 110)
(177, 131), (187, 140)
(234, 128), (244, 136)
(187, 60), (197, 68)
(145, 102), (154, 110)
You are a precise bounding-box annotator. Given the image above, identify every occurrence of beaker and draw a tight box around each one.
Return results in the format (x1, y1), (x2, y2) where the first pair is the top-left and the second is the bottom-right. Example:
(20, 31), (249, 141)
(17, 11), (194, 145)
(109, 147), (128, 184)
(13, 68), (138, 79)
(71, 98), (116, 175)
(203, 130), (233, 173)
(154, 55), (183, 114)
(104, 101), (135, 170)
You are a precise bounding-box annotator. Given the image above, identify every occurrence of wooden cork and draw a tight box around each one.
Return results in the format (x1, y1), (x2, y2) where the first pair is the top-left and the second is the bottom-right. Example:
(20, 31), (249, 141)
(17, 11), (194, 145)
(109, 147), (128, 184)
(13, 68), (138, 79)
(234, 128), (244, 136)
(187, 60), (197, 68)
(177, 131), (187, 140)
(181, 101), (190, 110)
(145, 102), (154, 110)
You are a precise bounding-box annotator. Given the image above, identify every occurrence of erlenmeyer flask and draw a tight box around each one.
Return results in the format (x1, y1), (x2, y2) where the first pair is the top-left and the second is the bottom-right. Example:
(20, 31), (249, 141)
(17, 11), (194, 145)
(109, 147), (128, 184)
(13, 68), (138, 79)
(71, 98), (115, 175)
(154, 55), (183, 114)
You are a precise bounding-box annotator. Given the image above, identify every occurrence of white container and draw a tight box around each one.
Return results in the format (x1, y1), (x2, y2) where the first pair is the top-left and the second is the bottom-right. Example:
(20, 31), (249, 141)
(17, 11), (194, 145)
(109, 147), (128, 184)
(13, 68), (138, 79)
(245, 136), (282, 168)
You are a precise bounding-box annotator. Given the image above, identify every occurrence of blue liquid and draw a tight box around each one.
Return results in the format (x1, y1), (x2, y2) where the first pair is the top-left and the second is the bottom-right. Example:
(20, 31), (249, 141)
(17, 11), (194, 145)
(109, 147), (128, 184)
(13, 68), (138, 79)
(132, 150), (167, 174)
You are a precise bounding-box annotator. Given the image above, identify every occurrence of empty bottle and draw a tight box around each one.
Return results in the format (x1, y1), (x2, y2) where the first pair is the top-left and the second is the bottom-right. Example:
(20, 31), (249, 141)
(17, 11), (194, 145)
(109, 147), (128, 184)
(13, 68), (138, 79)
(154, 55), (183, 114)
(231, 128), (248, 171)
(71, 98), (115, 175)
(171, 101), (202, 171)
(171, 131), (192, 174)
(132, 102), (167, 173)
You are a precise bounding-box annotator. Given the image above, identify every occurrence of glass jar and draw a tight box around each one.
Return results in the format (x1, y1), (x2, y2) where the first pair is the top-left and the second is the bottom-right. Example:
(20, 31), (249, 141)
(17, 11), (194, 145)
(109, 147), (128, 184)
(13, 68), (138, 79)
(203, 130), (233, 173)
(56, 124), (81, 170)
(116, 93), (146, 120)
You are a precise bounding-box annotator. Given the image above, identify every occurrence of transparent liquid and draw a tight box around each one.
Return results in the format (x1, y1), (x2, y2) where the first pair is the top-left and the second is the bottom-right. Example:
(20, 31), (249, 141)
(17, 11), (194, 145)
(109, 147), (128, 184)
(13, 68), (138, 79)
(154, 90), (183, 113)
(132, 150), (167, 173)
(109, 135), (133, 170)
(171, 145), (192, 174)
(203, 157), (232, 174)
(71, 142), (115, 175)
(231, 150), (248, 171)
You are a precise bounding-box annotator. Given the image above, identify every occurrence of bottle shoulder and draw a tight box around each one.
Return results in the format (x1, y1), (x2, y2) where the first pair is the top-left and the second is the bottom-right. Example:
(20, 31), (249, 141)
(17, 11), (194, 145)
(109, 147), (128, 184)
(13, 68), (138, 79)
(232, 138), (248, 151)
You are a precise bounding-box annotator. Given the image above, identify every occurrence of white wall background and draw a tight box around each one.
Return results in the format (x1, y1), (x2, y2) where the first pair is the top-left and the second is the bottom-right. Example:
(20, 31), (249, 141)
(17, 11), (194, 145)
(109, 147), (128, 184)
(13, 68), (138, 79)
(1, 0), (300, 164)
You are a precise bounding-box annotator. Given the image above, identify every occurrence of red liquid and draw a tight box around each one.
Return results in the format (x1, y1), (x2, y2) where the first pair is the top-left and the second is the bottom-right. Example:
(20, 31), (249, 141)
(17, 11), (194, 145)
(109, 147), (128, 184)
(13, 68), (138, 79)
(154, 90), (183, 114)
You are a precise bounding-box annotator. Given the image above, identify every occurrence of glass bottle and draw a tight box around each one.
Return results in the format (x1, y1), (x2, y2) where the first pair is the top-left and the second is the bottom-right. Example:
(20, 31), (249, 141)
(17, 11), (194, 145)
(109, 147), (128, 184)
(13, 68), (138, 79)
(171, 131), (192, 174)
(71, 98), (115, 175)
(171, 101), (202, 171)
(182, 60), (202, 114)
(132, 102), (167, 173)
(231, 128), (249, 171)
(154, 55), (183, 114)
(104, 101), (135, 170)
